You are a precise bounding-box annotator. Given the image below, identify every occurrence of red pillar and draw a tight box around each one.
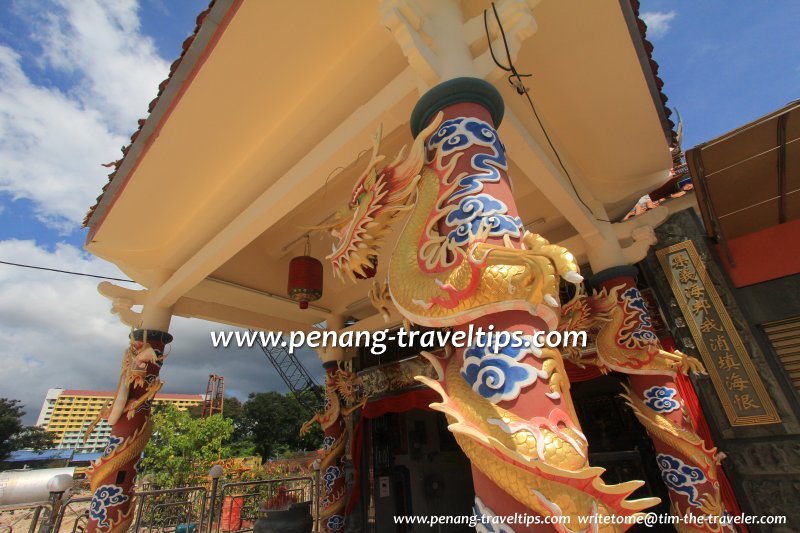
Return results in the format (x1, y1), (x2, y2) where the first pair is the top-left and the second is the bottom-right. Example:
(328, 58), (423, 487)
(589, 268), (735, 531)
(425, 92), (572, 529)
(406, 78), (652, 530)
(315, 362), (348, 533)
(86, 329), (172, 533)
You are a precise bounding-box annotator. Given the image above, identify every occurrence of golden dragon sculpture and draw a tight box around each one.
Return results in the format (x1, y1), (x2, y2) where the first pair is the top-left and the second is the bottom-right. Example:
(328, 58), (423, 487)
(329, 113), (581, 331)
(85, 332), (169, 533)
(300, 363), (366, 532)
(559, 282), (733, 532)
(84, 337), (165, 442)
(559, 286), (704, 376)
(324, 105), (661, 530)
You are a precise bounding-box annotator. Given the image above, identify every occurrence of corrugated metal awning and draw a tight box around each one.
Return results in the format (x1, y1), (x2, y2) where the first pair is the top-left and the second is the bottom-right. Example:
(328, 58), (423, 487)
(686, 100), (800, 248)
(763, 317), (800, 392)
(5, 449), (73, 462)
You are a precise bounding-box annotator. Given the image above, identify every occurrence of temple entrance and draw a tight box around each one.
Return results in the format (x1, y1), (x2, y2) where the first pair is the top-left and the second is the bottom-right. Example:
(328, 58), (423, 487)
(356, 377), (675, 532)
(362, 408), (475, 533)
(572, 374), (674, 532)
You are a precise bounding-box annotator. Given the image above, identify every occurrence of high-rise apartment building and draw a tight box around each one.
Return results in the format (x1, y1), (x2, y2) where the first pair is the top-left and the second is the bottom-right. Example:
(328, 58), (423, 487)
(36, 388), (203, 453)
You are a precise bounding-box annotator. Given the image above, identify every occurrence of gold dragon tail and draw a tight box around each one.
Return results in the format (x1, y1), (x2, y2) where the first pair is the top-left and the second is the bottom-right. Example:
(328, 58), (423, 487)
(417, 350), (659, 532)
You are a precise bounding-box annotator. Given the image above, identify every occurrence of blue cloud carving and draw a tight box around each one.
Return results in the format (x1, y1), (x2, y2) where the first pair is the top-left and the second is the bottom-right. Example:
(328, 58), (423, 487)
(90, 484), (129, 528)
(656, 454), (706, 507)
(461, 341), (539, 403)
(643, 386), (680, 413)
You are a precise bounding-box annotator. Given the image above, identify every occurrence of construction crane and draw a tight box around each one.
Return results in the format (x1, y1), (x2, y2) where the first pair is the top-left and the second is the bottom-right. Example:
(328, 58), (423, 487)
(202, 374), (225, 417)
(250, 329), (325, 414)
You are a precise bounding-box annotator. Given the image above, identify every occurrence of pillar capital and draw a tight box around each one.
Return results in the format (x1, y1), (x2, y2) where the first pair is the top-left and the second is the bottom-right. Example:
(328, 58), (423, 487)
(131, 328), (173, 345)
(380, 0), (540, 87)
(97, 281), (174, 331)
(410, 77), (505, 136)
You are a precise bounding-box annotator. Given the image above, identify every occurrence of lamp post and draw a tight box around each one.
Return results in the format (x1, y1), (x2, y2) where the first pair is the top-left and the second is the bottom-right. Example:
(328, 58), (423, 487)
(207, 464), (224, 533)
(44, 474), (73, 533)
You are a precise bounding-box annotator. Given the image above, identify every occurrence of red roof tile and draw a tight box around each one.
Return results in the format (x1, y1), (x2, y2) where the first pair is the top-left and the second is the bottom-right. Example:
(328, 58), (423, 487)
(630, 0), (678, 146)
(83, 0), (678, 230)
(82, 1), (219, 229)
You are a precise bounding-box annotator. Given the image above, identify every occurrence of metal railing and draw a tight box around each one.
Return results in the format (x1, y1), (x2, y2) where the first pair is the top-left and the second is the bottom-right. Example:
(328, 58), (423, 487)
(51, 495), (90, 533)
(134, 486), (208, 531)
(209, 476), (317, 533)
(48, 474), (320, 532)
(0, 501), (52, 533)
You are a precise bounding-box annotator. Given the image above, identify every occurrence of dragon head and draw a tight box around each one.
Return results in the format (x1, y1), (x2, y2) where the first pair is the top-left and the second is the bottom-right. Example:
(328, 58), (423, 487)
(325, 113), (443, 281)
(558, 285), (592, 333)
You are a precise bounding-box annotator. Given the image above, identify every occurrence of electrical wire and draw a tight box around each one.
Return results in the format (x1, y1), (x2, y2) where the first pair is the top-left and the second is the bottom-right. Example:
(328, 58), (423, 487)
(4, 10), (656, 288)
(321, 148), (371, 199)
(1, 147), (375, 284)
(0, 260), (135, 283)
(484, 3), (613, 224)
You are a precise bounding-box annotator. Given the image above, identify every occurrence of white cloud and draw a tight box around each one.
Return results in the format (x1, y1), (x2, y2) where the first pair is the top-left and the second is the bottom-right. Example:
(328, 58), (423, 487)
(0, 3), (326, 425)
(0, 239), (128, 420)
(33, 0), (169, 131)
(0, 0), (168, 232)
(641, 11), (677, 39)
(0, 46), (125, 231)
(0, 239), (323, 424)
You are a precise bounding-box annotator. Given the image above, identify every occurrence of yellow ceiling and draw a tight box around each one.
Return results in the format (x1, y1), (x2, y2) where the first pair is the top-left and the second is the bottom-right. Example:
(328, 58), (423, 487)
(86, 0), (673, 329)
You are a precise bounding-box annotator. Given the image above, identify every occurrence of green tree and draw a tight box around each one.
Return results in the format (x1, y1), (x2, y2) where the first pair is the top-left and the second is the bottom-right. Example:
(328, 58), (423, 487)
(184, 396), (257, 457)
(242, 391), (322, 461)
(140, 404), (234, 488)
(0, 398), (55, 461)
(220, 396), (246, 438)
(220, 396), (257, 456)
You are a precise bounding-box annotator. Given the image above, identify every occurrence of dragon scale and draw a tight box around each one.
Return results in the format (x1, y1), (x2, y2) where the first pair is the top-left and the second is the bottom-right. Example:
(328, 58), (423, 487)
(578, 271), (736, 532)
(327, 78), (661, 530)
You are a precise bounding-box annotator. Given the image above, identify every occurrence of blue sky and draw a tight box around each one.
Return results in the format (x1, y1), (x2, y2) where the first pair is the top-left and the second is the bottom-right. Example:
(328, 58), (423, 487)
(0, 0), (207, 249)
(0, 1), (798, 422)
(640, 0), (800, 148)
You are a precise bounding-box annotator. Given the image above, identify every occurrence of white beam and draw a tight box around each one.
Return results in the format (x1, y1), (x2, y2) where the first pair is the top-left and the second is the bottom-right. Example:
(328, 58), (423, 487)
(173, 297), (313, 333)
(153, 67), (418, 308)
(502, 108), (601, 239)
(341, 310), (403, 334)
(612, 205), (669, 240)
(188, 277), (329, 322)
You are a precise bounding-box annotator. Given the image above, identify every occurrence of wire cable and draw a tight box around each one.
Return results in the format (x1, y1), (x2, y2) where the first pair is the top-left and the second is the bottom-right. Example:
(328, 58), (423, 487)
(0, 260), (136, 283)
(484, 3), (613, 224)
(1, 146), (374, 286)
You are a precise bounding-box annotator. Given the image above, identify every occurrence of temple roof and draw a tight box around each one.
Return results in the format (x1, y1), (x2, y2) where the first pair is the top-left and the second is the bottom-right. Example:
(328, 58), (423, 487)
(82, 0), (680, 332)
(83, 0), (676, 231)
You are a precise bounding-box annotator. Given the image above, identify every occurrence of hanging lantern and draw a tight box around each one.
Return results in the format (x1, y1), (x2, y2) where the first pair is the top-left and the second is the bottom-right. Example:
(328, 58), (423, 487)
(355, 255), (378, 280)
(287, 236), (323, 309)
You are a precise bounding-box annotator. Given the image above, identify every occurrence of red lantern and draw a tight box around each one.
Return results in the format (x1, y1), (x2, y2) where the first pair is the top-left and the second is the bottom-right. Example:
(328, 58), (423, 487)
(287, 237), (323, 309)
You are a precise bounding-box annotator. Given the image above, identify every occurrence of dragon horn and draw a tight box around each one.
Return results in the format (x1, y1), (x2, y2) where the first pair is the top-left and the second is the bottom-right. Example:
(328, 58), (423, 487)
(392, 111), (444, 179)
